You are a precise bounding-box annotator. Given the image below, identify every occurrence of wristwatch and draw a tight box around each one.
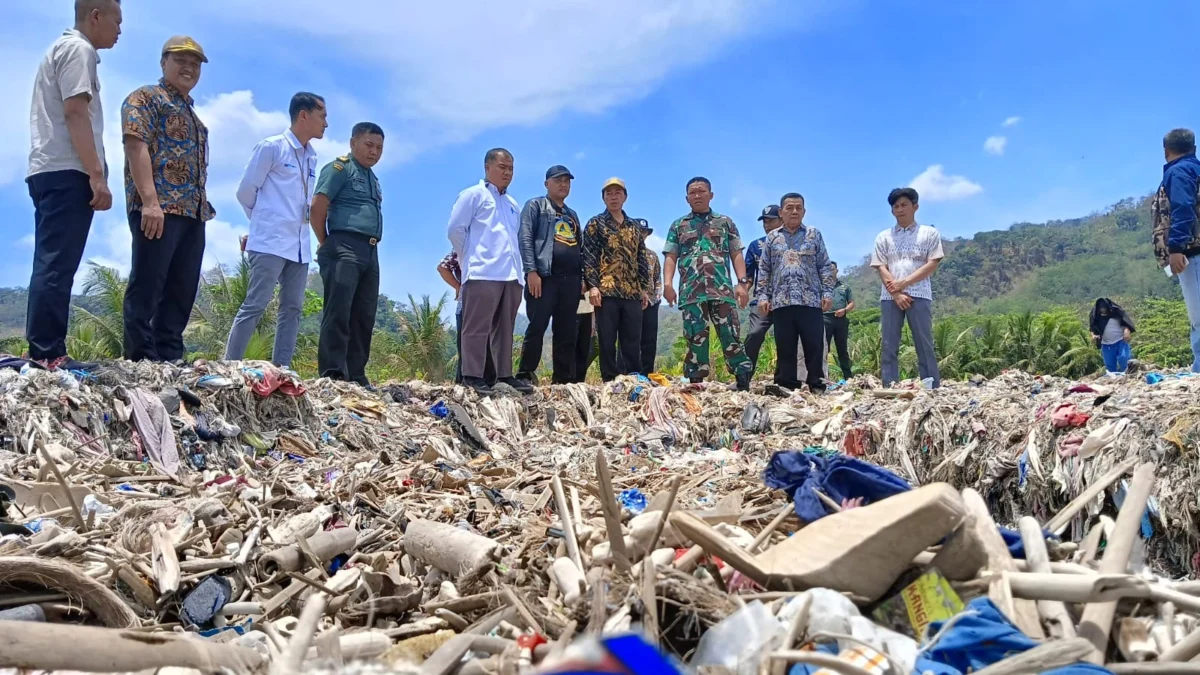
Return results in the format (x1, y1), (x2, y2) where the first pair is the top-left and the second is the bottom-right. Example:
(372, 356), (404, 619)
(738, 276), (751, 285)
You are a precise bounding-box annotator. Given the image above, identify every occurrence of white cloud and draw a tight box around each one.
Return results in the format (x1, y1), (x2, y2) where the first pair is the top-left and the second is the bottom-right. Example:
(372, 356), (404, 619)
(574, 151), (586, 161)
(646, 233), (667, 254)
(77, 214), (248, 290)
(983, 136), (1008, 156)
(19, 234), (35, 248)
(909, 165), (983, 202)
(185, 0), (773, 136)
(1002, 116), (1022, 127)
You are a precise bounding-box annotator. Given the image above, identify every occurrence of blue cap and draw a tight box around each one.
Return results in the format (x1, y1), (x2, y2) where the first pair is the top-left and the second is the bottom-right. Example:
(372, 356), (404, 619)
(757, 205), (781, 221)
(546, 165), (574, 180)
(635, 217), (652, 234)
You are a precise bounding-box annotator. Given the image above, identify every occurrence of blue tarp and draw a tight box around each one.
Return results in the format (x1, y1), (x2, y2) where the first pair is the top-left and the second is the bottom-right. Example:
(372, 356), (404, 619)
(919, 598), (1112, 675)
(762, 450), (911, 523)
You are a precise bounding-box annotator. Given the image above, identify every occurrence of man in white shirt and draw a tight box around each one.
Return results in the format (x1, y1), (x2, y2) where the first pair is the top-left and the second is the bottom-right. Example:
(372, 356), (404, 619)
(447, 148), (531, 396)
(224, 93), (327, 367)
(25, 0), (122, 370)
(870, 187), (945, 388)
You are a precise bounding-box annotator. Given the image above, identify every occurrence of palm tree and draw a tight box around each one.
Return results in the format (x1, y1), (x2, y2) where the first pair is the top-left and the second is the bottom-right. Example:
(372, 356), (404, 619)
(187, 257), (275, 361)
(69, 263), (127, 359)
(369, 294), (456, 382)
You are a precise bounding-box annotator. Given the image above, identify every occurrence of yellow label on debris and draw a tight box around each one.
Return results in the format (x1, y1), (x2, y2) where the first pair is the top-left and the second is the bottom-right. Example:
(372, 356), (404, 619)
(899, 570), (963, 637)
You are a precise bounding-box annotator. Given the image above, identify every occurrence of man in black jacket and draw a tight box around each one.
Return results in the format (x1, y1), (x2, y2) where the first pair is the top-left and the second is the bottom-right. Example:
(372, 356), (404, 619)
(517, 165), (583, 384)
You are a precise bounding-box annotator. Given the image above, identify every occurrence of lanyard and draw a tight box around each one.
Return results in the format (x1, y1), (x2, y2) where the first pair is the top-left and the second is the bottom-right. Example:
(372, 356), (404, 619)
(293, 146), (311, 222)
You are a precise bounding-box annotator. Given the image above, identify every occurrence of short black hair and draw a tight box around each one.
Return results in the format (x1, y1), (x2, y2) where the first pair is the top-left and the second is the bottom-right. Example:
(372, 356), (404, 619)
(351, 122), (384, 139)
(830, 261), (838, 267)
(76, 0), (119, 23)
(887, 187), (919, 206)
(686, 176), (711, 191)
(485, 148), (513, 164)
(289, 92), (324, 122)
(779, 192), (805, 207)
(1164, 128), (1197, 156)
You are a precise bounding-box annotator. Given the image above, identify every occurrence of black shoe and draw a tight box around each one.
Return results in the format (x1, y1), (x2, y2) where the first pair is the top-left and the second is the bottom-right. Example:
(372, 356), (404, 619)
(464, 376), (494, 396)
(499, 376), (534, 394)
(736, 372), (751, 392)
(516, 371), (538, 386)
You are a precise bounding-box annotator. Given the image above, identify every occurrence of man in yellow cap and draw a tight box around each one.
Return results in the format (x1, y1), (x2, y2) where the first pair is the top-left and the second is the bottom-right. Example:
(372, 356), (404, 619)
(119, 35), (212, 363)
(581, 177), (651, 381)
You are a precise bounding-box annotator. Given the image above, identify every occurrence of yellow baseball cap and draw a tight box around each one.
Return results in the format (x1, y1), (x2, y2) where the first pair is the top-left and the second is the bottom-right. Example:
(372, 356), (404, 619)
(602, 177), (627, 193)
(162, 35), (209, 63)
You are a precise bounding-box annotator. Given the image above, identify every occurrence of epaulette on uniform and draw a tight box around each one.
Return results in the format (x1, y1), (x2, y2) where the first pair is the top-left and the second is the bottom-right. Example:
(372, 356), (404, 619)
(333, 155), (348, 171)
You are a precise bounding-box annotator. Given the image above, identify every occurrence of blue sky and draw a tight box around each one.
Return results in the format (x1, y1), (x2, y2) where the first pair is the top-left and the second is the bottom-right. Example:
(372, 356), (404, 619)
(2, 0), (1196, 307)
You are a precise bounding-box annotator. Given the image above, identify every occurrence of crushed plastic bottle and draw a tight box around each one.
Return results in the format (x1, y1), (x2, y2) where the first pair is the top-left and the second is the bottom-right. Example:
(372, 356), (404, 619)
(618, 488), (647, 515)
(81, 495), (116, 519)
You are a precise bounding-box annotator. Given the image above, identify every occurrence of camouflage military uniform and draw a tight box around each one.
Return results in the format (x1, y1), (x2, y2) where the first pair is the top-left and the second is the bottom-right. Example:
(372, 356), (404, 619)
(664, 210), (752, 380)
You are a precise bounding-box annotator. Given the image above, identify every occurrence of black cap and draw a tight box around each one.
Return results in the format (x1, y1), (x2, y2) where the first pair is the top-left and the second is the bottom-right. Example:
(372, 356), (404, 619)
(546, 165), (574, 180)
(757, 205), (781, 221)
(635, 218), (652, 234)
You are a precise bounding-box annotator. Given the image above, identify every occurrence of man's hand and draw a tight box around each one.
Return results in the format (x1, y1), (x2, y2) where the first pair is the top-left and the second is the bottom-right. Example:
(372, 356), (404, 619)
(893, 292), (913, 311)
(885, 277), (908, 295)
(526, 272), (542, 299)
(88, 174), (112, 211)
(759, 300), (771, 316)
(641, 292), (650, 310)
(240, 234), (248, 252)
(834, 309), (845, 318)
(735, 285), (749, 309)
(140, 202), (165, 240)
(1123, 327), (1132, 343)
(588, 288), (602, 307)
(1170, 253), (1189, 275)
(663, 284), (677, 307)
(821, 297), (832, 312)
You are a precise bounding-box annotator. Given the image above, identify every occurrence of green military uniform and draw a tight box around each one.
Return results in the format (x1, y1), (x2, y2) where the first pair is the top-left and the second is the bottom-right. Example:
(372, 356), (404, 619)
(663, 210), (752, 381)
(314, 155), (384, 386)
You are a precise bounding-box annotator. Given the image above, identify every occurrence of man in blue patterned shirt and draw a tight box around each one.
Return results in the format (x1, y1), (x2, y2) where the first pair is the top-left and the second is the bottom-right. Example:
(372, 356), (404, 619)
(870, 187), (945, 388)
(754, 193), (834, 392)
(120, 36), (213, 363)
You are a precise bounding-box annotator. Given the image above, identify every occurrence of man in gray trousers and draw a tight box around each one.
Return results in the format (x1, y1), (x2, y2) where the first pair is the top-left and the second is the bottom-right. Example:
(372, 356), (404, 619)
(870, 187), (944, 388)
(224, 93), (327, 367)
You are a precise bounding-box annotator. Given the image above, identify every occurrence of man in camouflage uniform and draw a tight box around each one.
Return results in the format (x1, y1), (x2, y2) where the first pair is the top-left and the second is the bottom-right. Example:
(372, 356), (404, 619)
(1152, 128), (1200, 372)
(663, 177), (752, 390)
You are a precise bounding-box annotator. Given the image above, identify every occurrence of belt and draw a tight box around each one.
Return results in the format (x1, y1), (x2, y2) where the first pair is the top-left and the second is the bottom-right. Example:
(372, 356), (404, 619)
(330, 230), (380, 246)
(369, 238), (378, 246)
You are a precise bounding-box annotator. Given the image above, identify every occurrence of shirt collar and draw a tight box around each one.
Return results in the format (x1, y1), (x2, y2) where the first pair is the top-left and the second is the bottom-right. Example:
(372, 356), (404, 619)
(603, 209), (630, 224)
(1165, 153), (1197, 172)
(284, 129), (314, 156)
(782, 222), (807, 235)
(157, 78), (194, 105)
(688, 210), (715, 220)
(483, 179), (507, 196)
(894, 221), (919, 233)
(64, 29), (99, 62)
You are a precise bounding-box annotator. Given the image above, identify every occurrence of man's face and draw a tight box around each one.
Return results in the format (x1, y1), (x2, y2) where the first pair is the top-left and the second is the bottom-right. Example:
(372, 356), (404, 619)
(830, 264), (839, 280)
(351, 133), (384, 168)
(781, 198), (805, 227)
(891, 197), (918, 223)
(762, 217), (783, 234)
(89, 1), (123, 49)
(603, 186), (627, 211)
(686, 182), (713, 213)
(486, 154), (514, 191)
(546, 175), (571, 201)
(162, 52), (203, 94)
(300, 102), (328, 140)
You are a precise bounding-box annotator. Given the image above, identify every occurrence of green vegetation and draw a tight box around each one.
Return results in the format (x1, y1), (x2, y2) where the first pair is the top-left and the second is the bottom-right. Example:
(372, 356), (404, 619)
(0, 193), (1193, 381)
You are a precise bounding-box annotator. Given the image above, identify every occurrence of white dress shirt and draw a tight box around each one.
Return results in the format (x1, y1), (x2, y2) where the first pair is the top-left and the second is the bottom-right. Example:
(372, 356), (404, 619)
(29, 29), (105, 178)
(237, 129), (318, 264)
(447, 180), (523, 284)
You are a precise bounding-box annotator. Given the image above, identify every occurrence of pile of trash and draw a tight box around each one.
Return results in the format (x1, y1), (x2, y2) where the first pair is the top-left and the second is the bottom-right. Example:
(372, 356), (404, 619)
(0, 356), (1199, 674)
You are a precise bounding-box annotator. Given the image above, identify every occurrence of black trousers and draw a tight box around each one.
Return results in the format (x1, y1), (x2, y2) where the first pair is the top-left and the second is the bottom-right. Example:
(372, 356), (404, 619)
(824, 315), (852, 379)
(640, 302), (660, 374)
(455, 311), (497, 385)
(773, 305), (826, 392)
(123, 211), (205, 362)
(518, 274), (581, 383)
(743, 309), (773, 377)
(317, 231), (379, 385)
(573, 311), (593, 383)
(25, 170), (96, 361)
(595, 297), (642, 381)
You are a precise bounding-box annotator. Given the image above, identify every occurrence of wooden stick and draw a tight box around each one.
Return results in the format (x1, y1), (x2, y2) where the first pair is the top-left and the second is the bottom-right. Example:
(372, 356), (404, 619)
(501, 585), (543, 636)
(1078, 462), (1156, 664)
(771, 593), (812, 675)
(961, 489), (1044, 639)
(552, 474), (585, 574)
(644, 474), (682, 560)
(1078, 519), (1107, 566)
(1109, 665), (1200, 675)
(35, 435), (87, 532)
(1017, 516), (1075, 639)
(273, 592), (328, 675)
(594, 450), (631, 574)
(1161, 626), (1200, 662)
(150, 522), (180, 596)
(1045, 457), (1139, 535)
(751, 504), (794, 553)
(971, 637), (1094, 675)
(641, 551), (658, 647)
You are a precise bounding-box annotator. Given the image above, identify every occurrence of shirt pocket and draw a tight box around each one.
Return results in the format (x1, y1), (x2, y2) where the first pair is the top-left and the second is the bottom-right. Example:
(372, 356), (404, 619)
(351, 176), (368, 193)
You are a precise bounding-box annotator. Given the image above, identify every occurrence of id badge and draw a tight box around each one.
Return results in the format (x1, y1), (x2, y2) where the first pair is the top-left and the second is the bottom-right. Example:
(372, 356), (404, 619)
(303, 204), (311, 223)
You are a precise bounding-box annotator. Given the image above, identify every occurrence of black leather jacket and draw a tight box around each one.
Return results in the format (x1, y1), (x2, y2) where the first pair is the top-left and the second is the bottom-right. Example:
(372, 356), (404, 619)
(519, 196), (581, 277)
